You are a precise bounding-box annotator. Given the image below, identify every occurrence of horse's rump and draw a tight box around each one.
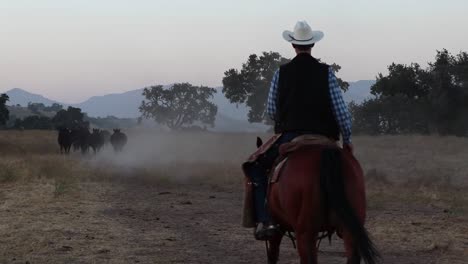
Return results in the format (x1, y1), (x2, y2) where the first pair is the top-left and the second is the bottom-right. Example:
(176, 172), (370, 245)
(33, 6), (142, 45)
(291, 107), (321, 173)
(269, 144), (366, 232)
(268, 146), (326, 230)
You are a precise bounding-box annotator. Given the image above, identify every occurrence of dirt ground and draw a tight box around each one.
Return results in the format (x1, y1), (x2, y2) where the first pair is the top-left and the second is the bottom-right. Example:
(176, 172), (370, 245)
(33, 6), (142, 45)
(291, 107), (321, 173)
(1, 179), (467, 264)
(1, 132), (468, 263)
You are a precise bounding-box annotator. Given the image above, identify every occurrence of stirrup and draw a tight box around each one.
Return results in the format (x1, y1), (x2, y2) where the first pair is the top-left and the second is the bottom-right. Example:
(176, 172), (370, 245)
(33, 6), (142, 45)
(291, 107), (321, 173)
(254, 223), (279, 241)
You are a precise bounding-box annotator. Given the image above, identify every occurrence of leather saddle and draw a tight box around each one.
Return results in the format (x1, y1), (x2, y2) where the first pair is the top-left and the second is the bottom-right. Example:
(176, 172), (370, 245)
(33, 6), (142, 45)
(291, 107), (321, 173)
(270, 135), (339, 183)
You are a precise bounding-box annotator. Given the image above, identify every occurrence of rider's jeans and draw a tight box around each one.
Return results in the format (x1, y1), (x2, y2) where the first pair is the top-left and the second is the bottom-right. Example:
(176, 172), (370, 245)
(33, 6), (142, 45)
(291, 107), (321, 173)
(249, 165), (270, 223)
(248, 132), (303, 223)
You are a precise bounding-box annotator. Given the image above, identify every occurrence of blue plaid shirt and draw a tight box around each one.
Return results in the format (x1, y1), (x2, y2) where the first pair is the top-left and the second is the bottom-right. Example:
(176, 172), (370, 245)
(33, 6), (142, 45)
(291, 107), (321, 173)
(267, 67), (352, 144)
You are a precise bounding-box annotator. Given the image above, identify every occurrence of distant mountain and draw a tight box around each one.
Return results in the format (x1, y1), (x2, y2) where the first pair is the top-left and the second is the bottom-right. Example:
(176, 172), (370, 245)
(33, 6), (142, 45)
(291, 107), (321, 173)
(72, 87), (251, 120)
(3, 87), (257, 130)
(343, 80), (375, 104)
(73, 89), (144, 118)
(5, 88), (60, 106)
(65, 87), (246, 120)
(3, 80), (375, 131)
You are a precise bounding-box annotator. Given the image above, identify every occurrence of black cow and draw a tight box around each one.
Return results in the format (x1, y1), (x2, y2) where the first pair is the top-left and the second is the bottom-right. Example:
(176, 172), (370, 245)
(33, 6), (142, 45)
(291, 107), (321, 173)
(57, 128), (73, 154)
(70, 129), (81, 152)
(100, 130), (111, 146)
(89, 129), (105, 154)
(110, 129), (127, 152)
(74, 127), (91, 154)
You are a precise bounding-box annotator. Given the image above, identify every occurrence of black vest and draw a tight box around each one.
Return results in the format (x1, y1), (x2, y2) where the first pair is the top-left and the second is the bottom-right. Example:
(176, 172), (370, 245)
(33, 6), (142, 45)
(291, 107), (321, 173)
(274, 53), (340, 140)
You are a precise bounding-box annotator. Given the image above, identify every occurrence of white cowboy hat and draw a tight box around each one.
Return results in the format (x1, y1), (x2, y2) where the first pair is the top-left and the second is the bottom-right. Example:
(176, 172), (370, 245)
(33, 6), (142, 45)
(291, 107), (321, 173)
(282, 21), (324, 45)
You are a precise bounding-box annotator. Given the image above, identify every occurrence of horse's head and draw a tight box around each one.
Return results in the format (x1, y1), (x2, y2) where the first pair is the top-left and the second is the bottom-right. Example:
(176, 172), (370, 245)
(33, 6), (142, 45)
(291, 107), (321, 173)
(256, 137), (263, 148)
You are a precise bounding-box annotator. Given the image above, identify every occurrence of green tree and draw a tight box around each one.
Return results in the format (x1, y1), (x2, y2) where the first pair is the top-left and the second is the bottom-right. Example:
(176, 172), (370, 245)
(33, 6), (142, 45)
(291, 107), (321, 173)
(27, 102), (45, 114)
(371, 63), (429, 98)
(329, 63), (350, 92)
(139, 83), (218, 130)
(427, 49), (468, 135)
(28, 102), (63, 114)
(350, 62), (432, 135)
(222, 51), (348, 123)
(48, 103), (64, 112)
(222, 52), (289, 123)
(0, 94), (9, 126)
(52, 106), (89, 129)
(371, 63), (431, 134)
(349, 100), (382, 135)
(351, 49), (468, 136)
(14, 116), (54, 130)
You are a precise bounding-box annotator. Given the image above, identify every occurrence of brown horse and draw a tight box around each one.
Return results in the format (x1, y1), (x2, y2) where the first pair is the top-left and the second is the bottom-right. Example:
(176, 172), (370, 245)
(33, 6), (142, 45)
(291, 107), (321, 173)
(258, 138), (379, 264)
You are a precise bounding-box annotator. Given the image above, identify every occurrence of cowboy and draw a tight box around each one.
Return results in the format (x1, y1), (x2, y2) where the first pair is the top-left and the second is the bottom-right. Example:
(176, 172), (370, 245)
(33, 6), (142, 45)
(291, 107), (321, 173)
(245, 21), (353, 240)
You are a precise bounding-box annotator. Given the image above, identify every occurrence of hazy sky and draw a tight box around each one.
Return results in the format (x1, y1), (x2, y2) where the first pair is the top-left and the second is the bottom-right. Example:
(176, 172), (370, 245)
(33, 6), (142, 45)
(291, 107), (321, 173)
(1, 0), (467, 103)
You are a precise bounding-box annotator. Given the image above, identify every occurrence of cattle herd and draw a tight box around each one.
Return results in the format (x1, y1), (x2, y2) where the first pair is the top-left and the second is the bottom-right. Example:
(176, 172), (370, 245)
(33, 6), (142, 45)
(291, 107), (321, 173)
(58, 128), (127, 154)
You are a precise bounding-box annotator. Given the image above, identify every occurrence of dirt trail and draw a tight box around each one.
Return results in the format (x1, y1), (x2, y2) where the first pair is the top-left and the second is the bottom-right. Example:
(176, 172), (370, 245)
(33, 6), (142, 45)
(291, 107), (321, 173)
(2, 179), (467, 264)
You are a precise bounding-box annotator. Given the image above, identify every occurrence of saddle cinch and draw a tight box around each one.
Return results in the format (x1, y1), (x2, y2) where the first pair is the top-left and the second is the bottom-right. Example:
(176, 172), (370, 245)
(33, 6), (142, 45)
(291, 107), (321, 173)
(241, 134), (338, 228)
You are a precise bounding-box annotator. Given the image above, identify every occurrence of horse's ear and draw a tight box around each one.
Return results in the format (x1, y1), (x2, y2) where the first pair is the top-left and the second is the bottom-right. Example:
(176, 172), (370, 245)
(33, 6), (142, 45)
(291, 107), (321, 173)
(256, 137), (263, 148)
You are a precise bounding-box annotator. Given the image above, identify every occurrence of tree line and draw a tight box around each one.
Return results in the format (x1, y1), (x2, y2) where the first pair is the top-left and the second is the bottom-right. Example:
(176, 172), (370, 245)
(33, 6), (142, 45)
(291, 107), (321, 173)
(1, 49), (466, 136)
(0, 102), (136, 130)
(6, 105), (90, 130)
(350, 49), (468, 136)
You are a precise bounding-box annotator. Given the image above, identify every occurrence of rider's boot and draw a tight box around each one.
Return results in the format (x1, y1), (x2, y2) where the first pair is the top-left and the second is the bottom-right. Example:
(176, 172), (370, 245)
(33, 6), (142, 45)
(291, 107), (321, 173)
(255, 221), (279, 241)
(250, 164), (279, 240)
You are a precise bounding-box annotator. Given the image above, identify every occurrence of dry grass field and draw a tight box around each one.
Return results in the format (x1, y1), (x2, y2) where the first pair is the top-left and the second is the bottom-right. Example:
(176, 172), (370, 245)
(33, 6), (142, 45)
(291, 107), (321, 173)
(0, 130), (467, 264)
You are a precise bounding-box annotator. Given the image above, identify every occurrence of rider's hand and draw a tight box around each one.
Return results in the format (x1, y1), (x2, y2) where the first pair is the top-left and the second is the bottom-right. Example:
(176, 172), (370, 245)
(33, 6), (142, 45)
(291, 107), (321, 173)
(344, 143), (354, 154)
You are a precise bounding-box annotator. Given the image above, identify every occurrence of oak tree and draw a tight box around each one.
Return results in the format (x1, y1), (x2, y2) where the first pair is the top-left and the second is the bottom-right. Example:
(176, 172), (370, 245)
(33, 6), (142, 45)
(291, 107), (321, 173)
(139, 83), (218, 130)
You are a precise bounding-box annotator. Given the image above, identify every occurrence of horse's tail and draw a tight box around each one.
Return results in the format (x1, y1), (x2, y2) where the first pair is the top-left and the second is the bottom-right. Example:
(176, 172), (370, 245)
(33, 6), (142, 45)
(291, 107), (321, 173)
(320, 148), (380, 264)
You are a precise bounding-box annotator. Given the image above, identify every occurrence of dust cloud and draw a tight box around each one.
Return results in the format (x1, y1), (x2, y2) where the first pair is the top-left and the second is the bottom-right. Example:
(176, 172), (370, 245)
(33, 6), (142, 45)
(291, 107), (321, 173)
(87, 129), (264, 181)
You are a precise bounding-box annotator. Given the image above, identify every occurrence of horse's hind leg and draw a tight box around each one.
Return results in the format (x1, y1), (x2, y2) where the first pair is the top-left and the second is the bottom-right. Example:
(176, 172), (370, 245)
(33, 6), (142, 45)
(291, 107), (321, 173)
(343, 231), (361, 264)
(296, 232), (318, 264)
(267, 232), (284, 264)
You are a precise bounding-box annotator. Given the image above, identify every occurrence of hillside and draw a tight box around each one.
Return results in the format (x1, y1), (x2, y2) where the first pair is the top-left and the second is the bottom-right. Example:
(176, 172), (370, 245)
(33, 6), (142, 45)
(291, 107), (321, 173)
(73, 89), (144, 118)
(3, 80), (374, 131)
(344, 80), (375, 103)
(5, 88), (60, 106)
